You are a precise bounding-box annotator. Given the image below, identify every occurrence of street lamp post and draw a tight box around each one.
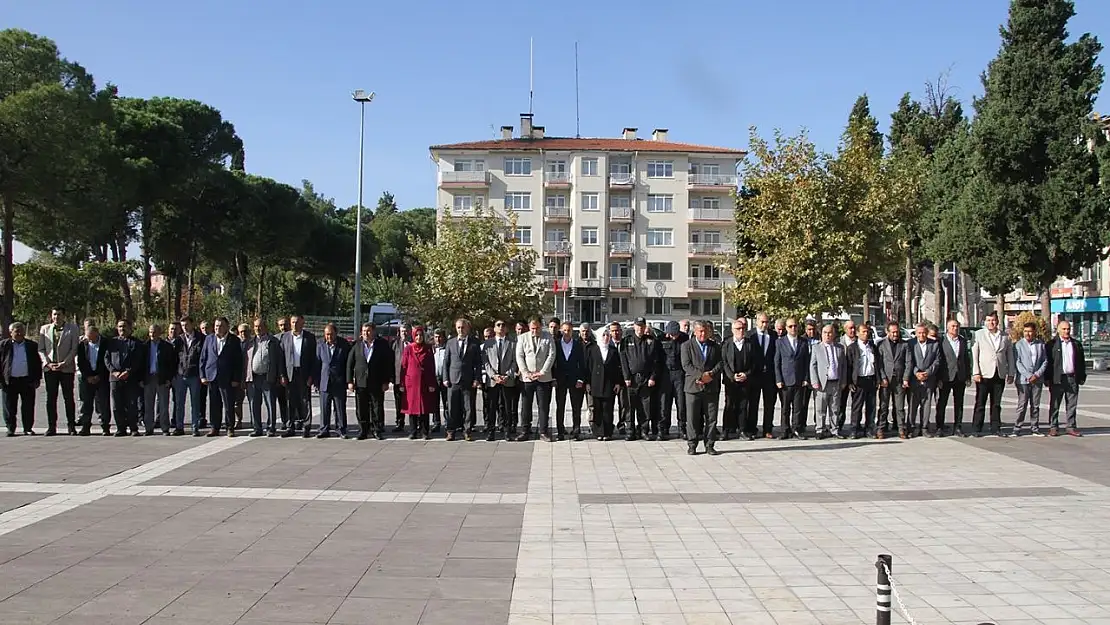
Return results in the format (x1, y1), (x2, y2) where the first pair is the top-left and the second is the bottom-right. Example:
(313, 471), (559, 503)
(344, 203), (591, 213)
(352, 89), (375, 333)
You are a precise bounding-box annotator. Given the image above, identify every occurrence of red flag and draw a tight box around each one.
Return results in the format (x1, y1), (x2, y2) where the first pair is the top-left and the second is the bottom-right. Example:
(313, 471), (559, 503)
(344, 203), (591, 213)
(553, 279), (560, 293)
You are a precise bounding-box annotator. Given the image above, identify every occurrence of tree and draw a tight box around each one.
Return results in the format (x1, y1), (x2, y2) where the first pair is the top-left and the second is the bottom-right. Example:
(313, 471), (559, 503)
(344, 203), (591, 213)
(0, 29), (100, 330)
(405, 205), (543, 328)
(958, 0), (1105, 319)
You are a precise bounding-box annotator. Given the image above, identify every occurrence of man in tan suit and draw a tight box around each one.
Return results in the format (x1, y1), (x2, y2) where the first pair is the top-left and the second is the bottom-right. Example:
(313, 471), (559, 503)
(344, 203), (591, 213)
(38, 306), (81, 435)
(971, 311), (1014, 436)
(514, 316), (555, 441)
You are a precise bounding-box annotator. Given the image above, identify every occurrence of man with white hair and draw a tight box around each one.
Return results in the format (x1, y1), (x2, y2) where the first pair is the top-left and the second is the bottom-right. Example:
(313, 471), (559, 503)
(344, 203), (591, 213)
(0, 322), (43, 436)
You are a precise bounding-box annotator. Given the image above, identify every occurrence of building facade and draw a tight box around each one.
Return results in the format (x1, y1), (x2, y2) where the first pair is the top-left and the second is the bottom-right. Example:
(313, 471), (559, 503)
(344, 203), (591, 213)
(429, 114), (745, 325)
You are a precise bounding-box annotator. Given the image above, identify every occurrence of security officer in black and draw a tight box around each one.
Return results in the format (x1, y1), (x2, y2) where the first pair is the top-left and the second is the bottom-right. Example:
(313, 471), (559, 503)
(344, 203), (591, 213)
(620, 317), (664, 441)
(659, 321), (688, 440)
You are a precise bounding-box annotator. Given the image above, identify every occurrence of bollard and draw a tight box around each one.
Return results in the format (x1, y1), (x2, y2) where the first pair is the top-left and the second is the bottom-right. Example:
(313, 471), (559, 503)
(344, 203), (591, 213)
(876, 554), (892, 625)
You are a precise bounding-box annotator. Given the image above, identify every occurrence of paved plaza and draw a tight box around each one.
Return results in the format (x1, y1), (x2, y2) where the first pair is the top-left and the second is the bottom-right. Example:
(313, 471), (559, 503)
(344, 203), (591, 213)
(1, 378), (1110, 624)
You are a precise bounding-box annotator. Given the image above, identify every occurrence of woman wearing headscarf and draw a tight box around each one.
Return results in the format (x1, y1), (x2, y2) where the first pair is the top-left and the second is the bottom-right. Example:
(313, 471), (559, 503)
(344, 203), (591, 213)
(585, 328), (624, 441)
(400, 326), (437, 440)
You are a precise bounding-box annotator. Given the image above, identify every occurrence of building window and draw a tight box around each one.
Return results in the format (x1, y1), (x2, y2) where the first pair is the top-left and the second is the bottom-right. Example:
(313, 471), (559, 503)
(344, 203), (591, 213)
(581, 158), (598, 176)
(646, 262), (673, 281)
(611, 297), (629, 315)
(514, 226), (532, 245)
(454, 159), (485, 172)
(690, 162), (721, 175)
(581, 192), (599, 211)
(646, 298), (670, 315)
(545, 194), (567, 208)
(453, 195), (472, 212)
(647, 160), (674, 178)
(691, 298), (721, 316)
(546, 160), (567, 174)
(610, 161), (631, 176)
(647, 228), (674, 247)
(609, 228), (630, 243)
(691, 196), (721, 210)
(610, 194), (631, 209)
(690, 264), (721, 279)
(647, 194), (674, 213)
(504, 192), (532, 211)
(581, 227), (599, 245)
(581, 261), (598, 279)
(690, 230), (722, 244)
(546, 228), (568, 242)
(504, 157), (532, 176)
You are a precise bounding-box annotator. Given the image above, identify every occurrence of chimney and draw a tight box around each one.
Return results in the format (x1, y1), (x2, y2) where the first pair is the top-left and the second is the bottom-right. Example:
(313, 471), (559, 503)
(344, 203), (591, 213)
(521, 113), (534, 139)
(623, 127), (637, 140)
(532, 126), (545, 139)
(652, 128), (669, 142)
(501, 125), (513, 140)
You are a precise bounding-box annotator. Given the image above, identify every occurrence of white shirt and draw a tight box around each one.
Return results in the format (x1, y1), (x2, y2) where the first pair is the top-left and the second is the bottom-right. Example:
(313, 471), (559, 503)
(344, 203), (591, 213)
(149, 341), (159, 375)
(788, 336), (796, 351)
(217, 335), (227, 356)
(1061, 339), (1075, 375)
(363, 341), (373, 363)
(825, 343), (838, 380)
(918, 341), (928, 360)
(733, 338), (745, 352)
(10, 342), (28, 378)
(561, 339), (573, 360)
(857, 340), (875, 377)
(87, 340), (100, 368)
(292, 333), (303, 366)
(986, 330), (1001, 351)
(598, 342), (610, 361)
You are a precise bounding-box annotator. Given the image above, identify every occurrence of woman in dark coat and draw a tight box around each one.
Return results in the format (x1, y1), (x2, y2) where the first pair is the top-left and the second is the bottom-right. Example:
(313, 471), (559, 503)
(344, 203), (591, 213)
(585, 329), (624, 441)
(400, 326), (437, 440)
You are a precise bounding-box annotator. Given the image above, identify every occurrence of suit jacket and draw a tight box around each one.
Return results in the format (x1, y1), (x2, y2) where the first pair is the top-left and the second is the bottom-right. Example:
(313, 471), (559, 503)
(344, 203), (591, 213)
(393, 338), (409, 384)
(810, 341), (847, 390)
(938, 334), (971, 383)
(773, 335), (810, 387)
(316, 337), (350, 390)
(584, 342), (623, 398)
(199, 333), (243, 387)
(346, 336), (394, 389)
(105, 335), (145, 385)
(972, 329), (1013, 379)
(442, 335), (482, 387)
(76, 339), (108, 381)
(482, 337), (519, 388)
(747, 330), (777, 376)
(553, 338), (587, 387)
(38, 322), (81, 374)
(1013, 338), (1048, 385)
(281, 330), (318, 382)
(845, 339), (884, 385)
(144, 338), (178, 384)
(1046, 337), (1087, 386)
(680, 338), (723, 395)
(516, 333), (556, 383)
(904, 339), (941, 388)
(0, 339), (42, 388)
(721, 336), (754, 388)
(177, 330), (205, 377)
(244, 335), (285, 385)
(878, 337), (908, 383)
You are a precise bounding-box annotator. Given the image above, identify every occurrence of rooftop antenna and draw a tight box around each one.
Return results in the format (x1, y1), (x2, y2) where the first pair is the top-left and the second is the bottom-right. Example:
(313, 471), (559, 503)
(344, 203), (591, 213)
(529, 37), (534, 114)
(574, 41), (581, 138)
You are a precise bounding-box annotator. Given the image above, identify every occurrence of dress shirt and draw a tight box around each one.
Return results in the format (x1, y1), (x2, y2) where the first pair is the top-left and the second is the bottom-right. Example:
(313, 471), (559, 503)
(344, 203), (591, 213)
(788, 336), (796, 351)
(87, 341), (100, 368)
(1061, 339), (1075, 375)
(598, 343), (610, 361)
(363, 341), (373, 363)
(986, 330), (1001, 351)
(217, 335), (227, 356)
(824, 343), (838, 380)
(11, 341), (28, 377)
(856, 339), (875, 377)
(434, 346), (446, 377)
(149, 341), (159, 375)
(51, 324), (61, 361)
(733, 338), (745, 352)
(458, 337), (467, 353)
(947, 335), (960, 354)
(292, 333), (303, 366)
(496, 338), (505, 358)
(561, 339), (573, 360)
(917, 341), (928, 361)
(699, 341), (708, 360)
(756, 331), (768, 354)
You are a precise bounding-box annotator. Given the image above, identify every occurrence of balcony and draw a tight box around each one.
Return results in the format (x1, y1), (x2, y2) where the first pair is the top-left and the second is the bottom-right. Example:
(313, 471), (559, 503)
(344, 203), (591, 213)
(608, 205), (632, 222)
(688, 242), (733, 256)
(688, 173), (738, 190)
(578, 278), (603, 288)
(545, 172), (572, 188)
(544, 205), (571, 222)
(544, 274), (569, 290)
(441, 171), (491, 188)
(609, 241), (633, 256)
(689, 207), (733, 222)
(544, 240), (572, 256)
(608, 172), (635, 188)
(609, 277), (632, 289)
(688, 277), (724, 291)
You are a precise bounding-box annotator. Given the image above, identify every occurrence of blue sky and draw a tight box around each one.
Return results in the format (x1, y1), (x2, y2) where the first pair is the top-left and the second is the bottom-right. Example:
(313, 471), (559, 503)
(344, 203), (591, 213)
(4, 0), (1108, 261)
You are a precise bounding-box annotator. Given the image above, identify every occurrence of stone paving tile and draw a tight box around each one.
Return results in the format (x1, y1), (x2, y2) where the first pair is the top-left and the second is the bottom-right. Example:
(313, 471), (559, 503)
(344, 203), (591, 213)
(578, 486), (1077, 505)
(0, 492), (52, 515)
(0, 436), (208, 484)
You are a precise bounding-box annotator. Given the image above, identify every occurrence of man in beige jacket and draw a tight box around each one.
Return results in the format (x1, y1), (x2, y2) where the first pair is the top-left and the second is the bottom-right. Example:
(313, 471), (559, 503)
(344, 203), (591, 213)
(38, 306), (81, 435)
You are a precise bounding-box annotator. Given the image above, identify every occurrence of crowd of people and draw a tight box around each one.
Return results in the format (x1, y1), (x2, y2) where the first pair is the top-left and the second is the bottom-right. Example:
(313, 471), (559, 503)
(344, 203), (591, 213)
(0, 307), (1090, 456)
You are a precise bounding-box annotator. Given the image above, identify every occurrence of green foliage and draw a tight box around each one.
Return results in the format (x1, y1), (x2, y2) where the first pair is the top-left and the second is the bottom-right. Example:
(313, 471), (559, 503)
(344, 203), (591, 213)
(1008, 310), (1050, 343)
(13, 260), (135, 326)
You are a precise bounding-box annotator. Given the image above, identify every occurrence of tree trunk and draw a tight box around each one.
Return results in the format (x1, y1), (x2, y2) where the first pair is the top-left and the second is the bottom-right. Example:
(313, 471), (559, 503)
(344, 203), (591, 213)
(185, 242), (197, 316)
(117, 233), (134, 322)
(164, 272), (173, 322)
(173, 269), (183, 321)
(330, 278), (340, 316)
(932, 260), (943, 325)
(903, 253), (913, 325)
(1040, 290), (1051, 324)
(255, 266), (265, 320)
(995, 293), (1005, 318)
(0, 195), (15, 335)
(861, 287), (870, 325)
(140, 208), (153, 317)
(958, 269), (971, 326)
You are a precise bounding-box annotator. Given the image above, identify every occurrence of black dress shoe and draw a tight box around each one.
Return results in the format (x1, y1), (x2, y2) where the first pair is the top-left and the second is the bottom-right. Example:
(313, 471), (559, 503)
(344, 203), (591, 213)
(192, 430), (203, 437)
(132, 431), (144, 437)
(776, 432), (791, 440)
(102, 430), (112, 436)
(24, 430), (37, 436)
(250, 431), (265, 437)
(145, 430), (156, 436)
(5, 431), (15, 437)
(78, 429), (90, 437)
(301, 430), (312, 438)
(794, 430), (808, 440)
(486, 432), (496, 442)
(514, 433), (530, 442)
(114, 431), (128, 437)
(392, 425), (404, 433)
(556, 433), (566, 442)
(356, 433), (368, 440)
(205, 431), (218, 437)
(658, 433), (669, 441)
(227, 429), (236, 438)
(687, 447), (698, 455)
(707, 447), (721, 456)
(44, 429), (56, 437)
(280, 430), (294, 438)
(67, 428), (77, 436)
(540, 434), (552, 442)
(408, 431), (419, 440)
(373, 432), (385, 440)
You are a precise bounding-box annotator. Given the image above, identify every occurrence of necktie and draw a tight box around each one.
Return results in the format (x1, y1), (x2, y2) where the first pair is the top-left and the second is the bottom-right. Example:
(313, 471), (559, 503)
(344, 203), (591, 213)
(497, 339), (504, 359)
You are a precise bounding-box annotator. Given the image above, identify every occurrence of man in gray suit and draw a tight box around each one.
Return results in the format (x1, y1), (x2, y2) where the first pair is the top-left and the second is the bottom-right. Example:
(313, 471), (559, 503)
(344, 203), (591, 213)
(971, 311), (1013, 436)
(38, 306), (81, 435)
(681, 320), (723, 455)
(515, 316), (556, 441)
(809, 324), (847, 439)
(245, 319), (284, 437)
(903, 323), (940, 438)
(1013, 321), (1047, 436)
(877, 321), (908, 437)
(482, 319), (518, 441)
(442, 318), (482, 441)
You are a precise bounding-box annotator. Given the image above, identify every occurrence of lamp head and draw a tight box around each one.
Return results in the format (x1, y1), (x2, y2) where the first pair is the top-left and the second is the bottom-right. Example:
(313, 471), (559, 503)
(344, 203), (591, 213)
(352, 90), (375, 103)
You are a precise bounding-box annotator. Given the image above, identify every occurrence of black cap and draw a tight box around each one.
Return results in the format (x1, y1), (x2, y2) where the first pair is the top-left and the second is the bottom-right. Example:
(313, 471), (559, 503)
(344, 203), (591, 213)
(666, 321), (680, 334)
(634, 317), (647, 326)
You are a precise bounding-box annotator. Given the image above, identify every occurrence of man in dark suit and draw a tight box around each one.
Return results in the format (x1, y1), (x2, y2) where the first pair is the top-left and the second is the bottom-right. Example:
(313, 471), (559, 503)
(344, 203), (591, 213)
(316, 323), (350, 438)
(681, 320), (723, 455)
(392, 322), (410, 433)
(903, 323), (940, 438)
(621, 317), (664, 442)
(142, 323), (179, 436)
(747, 313), (778, 438)
(659, 321), (688, 441)
(585, 329), (623, 441)
(482, 319), (517, 441)
(76, 324), (110, 436)
(174, 315), (205, 436)
(773, 317), (811, 440)
(936, 319), (971, 437)
(877, 321), (908, 437)
(722, 318), (754, 440)
(245, 318), (285, 437)
(443, 318), (482, 441)
(106, 319), (145, 437)
(280, 314), (317, 437)
(845, 324), (883, 438)
(0, 322), (42, 436)
(199, 316), (243, 437)
(347, 322), (394, 440)
(1046, 319), (1087, 437)
(552, 321), (587, 441)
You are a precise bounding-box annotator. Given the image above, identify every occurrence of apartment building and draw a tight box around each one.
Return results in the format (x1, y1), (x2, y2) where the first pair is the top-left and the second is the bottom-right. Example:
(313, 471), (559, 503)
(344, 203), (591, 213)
(429, 114), (745, 324)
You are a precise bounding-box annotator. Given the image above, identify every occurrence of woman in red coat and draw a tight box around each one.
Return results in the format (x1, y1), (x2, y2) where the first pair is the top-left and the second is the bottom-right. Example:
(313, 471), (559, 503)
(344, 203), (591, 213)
(399, 326), (438, 440)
